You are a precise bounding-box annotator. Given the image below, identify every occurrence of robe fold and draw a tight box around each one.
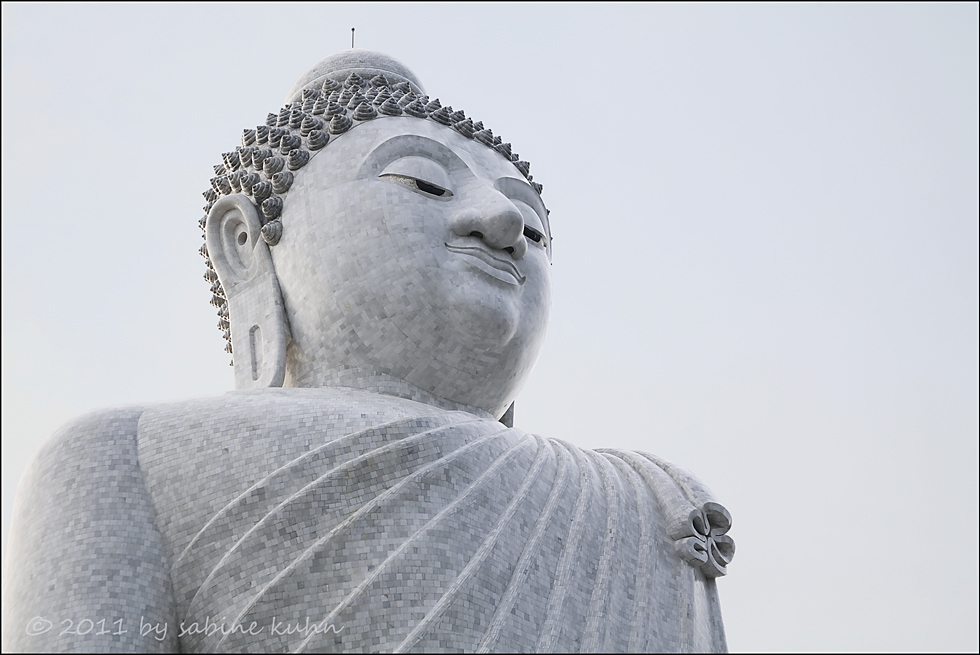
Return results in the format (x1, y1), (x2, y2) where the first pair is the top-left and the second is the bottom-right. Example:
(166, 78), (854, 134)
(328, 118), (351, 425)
(3, 387), (733, 653)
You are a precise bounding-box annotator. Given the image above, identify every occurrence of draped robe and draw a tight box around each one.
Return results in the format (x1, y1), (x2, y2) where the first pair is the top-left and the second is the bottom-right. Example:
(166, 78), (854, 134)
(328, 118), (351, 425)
(2, 387), (734, 653)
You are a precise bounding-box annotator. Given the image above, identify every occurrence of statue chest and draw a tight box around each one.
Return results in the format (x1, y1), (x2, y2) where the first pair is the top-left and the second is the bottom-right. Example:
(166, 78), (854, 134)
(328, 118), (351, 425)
(135, 390), (727, 652)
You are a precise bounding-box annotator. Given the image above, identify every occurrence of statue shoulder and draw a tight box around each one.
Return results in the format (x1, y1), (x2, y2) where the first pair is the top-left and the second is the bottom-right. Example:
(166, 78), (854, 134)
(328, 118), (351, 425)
(133, 387), (470, 451)
(583, 445), (736, 580)
(24, 404), (146, 473)
(1, 404), (179, 652)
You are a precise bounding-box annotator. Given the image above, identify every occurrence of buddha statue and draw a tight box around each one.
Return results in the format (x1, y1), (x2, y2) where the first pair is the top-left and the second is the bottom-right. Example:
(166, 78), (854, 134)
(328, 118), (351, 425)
(1, 50), (735, 653)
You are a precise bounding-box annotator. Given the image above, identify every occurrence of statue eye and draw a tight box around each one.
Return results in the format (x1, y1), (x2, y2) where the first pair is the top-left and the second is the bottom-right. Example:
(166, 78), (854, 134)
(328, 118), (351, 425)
(523, 226), (544, 244)
(379, 156), (454, 199)
(380, 173), (454, 199)
(413, 178), (452, 197)
(511, 199), (548, 249)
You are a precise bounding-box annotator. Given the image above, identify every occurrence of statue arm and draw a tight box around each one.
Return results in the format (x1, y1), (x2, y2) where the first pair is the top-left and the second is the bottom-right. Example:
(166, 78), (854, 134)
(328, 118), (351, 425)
(1, 407), (178, 653)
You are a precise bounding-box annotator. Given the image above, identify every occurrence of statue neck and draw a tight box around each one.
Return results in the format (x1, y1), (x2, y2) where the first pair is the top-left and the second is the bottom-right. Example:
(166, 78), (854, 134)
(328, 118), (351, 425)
(282, 364), (496, 421)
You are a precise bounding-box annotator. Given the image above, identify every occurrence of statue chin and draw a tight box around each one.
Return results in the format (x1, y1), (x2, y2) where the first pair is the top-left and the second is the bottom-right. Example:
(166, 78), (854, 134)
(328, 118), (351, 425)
(450, 305), (517, 349)
(280, 288), (541, 418)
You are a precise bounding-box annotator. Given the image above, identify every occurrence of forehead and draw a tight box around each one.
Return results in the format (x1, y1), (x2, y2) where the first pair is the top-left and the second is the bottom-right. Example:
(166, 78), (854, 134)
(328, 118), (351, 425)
(309, 117), (539, 195)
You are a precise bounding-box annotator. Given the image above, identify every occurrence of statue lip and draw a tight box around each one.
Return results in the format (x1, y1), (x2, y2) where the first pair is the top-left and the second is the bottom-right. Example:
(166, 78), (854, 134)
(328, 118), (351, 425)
(445, 242), (526, 285)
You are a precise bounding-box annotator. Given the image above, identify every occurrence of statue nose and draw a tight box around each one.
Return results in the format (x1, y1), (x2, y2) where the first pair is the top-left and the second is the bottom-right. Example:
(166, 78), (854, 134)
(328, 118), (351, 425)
(449, 189), (528, 260)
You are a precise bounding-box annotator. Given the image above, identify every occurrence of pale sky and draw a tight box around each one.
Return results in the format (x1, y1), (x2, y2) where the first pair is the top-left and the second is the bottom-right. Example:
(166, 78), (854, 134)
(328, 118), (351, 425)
(2, 3), (978, 652)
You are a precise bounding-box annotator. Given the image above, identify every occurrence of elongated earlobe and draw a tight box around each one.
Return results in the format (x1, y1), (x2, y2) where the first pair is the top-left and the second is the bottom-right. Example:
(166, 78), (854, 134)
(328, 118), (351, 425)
(206, 194), (289, 388)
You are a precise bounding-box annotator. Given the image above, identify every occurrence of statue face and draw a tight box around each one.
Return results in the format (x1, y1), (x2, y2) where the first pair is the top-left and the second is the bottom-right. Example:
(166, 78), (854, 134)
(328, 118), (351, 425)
(270, 116), (552, 416)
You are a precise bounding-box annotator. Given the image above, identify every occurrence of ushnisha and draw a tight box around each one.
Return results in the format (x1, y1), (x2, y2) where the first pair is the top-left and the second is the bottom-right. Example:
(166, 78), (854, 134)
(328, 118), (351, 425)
(1, 49), (735, 654)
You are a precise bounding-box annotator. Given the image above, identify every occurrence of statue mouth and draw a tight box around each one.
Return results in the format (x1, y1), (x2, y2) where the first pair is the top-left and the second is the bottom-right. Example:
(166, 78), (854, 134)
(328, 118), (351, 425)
(445, 242), (526, 286)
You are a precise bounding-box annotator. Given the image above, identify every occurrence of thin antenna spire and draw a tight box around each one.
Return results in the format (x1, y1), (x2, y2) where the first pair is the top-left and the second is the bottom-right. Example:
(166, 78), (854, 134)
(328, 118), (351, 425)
(351, 28), (355, 48)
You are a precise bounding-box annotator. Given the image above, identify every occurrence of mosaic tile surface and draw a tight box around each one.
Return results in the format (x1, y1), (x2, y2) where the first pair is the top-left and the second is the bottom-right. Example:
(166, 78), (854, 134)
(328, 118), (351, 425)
(3, 389), (730, 653)
(1, 50), (734, 654)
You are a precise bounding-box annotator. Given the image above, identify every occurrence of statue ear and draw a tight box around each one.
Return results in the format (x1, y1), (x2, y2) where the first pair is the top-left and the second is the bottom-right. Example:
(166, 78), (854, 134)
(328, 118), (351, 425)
(206, 194), (289, 389)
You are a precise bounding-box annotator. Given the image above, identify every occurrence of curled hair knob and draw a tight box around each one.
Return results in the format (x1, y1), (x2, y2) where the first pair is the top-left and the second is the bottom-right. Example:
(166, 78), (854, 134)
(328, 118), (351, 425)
(261, 219), (283, 246)
(307, 129), (329, 150)
(272, 171), (294, 194)
(261, 195), (283, 221)
(287, 149), (310, 170)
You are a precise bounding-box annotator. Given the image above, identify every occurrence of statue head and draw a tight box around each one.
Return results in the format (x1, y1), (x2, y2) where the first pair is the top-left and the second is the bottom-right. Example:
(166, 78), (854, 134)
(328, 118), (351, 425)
(202, 50), (551, 419)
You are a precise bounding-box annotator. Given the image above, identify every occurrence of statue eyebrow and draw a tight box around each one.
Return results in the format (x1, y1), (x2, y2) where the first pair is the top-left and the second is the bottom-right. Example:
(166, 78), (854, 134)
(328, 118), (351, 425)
(495, 177), (548, 220)
(361, 134), (466, 177)
(495, 175), (537, 199)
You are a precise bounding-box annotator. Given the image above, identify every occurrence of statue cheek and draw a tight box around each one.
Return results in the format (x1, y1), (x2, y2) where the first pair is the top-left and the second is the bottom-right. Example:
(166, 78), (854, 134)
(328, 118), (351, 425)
(379, 186), (451, 234)
(375, 195), (452, 266)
